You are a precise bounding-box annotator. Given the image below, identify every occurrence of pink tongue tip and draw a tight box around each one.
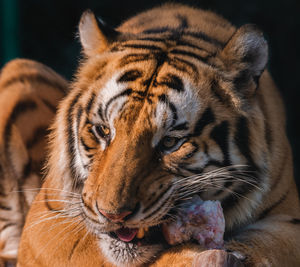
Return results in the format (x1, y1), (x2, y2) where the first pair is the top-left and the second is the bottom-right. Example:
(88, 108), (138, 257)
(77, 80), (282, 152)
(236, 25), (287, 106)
(115, 228), (138, 242)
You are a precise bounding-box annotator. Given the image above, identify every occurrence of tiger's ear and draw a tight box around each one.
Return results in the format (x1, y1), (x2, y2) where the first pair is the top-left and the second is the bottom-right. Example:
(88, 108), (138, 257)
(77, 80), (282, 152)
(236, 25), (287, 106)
(220, 24), (268, 84)
(79, 10), (119, 56)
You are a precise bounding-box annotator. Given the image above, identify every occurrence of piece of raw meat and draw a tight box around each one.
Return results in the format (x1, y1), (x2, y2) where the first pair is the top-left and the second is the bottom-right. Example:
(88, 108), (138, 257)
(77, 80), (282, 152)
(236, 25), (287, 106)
(162, 195), (225, 249)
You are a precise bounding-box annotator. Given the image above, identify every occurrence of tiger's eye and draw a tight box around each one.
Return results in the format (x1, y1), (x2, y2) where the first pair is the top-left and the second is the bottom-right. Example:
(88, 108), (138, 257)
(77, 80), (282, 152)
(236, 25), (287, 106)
(94, 124), (110, 138)
(162, 136), (178, 149)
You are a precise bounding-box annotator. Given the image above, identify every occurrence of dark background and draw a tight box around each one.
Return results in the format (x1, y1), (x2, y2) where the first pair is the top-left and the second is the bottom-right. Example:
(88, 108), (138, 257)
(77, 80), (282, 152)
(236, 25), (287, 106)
(1, 0), (299, 188)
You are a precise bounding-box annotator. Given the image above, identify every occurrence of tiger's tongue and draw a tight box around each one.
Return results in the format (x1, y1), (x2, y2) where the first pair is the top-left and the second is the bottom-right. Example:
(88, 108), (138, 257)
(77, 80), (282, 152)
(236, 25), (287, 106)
(115, 228), (138, 242)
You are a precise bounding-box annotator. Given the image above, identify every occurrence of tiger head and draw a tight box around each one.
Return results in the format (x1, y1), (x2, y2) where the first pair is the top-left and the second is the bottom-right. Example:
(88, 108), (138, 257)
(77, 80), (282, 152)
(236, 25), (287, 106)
(48, 4), (269, 266)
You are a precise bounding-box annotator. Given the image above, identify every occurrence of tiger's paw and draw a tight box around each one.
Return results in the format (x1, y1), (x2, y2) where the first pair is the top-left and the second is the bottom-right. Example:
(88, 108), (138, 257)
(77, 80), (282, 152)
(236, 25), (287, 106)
(193, 250), (245, 267)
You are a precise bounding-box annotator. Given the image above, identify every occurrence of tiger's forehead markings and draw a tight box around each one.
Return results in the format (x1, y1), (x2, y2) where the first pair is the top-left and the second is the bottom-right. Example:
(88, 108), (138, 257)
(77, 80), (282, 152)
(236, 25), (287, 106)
(92, 72), (129, 139)
(152, 79), (201, 147)
(91, 63), (200, 147)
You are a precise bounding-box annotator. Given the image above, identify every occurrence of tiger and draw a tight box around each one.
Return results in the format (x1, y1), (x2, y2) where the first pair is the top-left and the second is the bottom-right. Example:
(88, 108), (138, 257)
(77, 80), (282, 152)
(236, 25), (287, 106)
(0, 59), (67, 266)
(17, 3), (300, 267)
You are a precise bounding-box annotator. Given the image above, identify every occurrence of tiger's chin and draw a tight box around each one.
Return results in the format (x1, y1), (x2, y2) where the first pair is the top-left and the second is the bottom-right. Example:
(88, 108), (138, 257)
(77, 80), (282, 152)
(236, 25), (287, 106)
(98, 226), (168, 267)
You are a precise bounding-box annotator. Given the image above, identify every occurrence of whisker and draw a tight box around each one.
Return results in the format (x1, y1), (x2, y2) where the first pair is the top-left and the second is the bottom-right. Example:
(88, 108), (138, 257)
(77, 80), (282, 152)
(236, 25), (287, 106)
(12, 187), (81, 197)
(26, 205), (83, 230)
(34, 217), (84, 260)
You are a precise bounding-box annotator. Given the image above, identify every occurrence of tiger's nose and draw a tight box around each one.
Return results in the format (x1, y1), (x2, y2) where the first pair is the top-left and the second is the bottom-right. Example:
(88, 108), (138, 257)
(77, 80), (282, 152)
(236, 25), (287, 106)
(98, 209), (132, 222)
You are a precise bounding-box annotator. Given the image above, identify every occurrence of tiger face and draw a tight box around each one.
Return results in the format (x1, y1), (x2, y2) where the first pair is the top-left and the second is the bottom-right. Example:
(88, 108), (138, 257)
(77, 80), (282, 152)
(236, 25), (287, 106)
(50, 5), (270, 266)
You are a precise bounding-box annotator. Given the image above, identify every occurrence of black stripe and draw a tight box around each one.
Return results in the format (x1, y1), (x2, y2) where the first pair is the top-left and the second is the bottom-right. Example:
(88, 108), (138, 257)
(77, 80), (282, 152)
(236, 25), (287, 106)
(0, 203), (11, 210)
(2, 73), (66, 94)
(68, 239), (80, 260)
(153, 174), (169, 183)
(118, 101), (129, 120)
(104, 88), (133, 119)
(289, 218), (300, 224)
(123, 44), (162, 51)
(158, 94), (178, 126)
(221, 182), (256, 212)
(203, 141), (208, 154)
(214, 166), (258, 197)
(1, 223), (16, 231)
(142, 27), (173, 35)
(192, 108), (215, 136)
(66, 93), (81, 179)
(143, 192), (173, 220)
(0, 184), (6, 197)
(176, 14), (188, 29)
(166, 60), (189, 76)
(171, 122), (188, 131)
(0, 165), (6, 196)
(258, 190), (289, 220)
(235, 117), (257, 169)
(232, 70), (251, 92)
(80, 137), (93, 152)
(178, 163), (203, 174)
(210, 121), (230, 165)
(157, 74), (184, 92)
(97, 104), (104, 121)
(83, 199), (97, 217)
(182, 142), (199, 160)
(176, 40), (211, 54)
(41, 98), (57, 113)
(118, 69), (143, 83)
(158, 94), (167, 103)
(94, 61), (108, 81)
(21, 160), (32, 179)
(88, 128), (100, 144)
(169, 102), (178, 126)
(119, 53), (152, 67)
(210, 80), (231, 105)
(144, 194), (173, 221)
(86, 92), (96, 113)
(142, 186), (172, 214)
(179, 159), (223, 175)
(170, 57), (199, 76)
(4, 100), (37, 155)
(170, 49), (210, 64)
(26, 126), (48, 149)
(76, 106), (83, 132)
(135, 90), (147, 97)
(154, 51), (168, 68)
(132, 96), (144, 102)
(206, 159), (223, 168)
(137, 37), (166, 42)
(184, 31), (225, 47)
(210, 121), (233, 195)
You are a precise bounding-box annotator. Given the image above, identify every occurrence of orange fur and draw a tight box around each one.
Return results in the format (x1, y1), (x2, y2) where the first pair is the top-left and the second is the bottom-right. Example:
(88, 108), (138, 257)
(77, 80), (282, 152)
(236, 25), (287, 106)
(18, 4), (300, 267)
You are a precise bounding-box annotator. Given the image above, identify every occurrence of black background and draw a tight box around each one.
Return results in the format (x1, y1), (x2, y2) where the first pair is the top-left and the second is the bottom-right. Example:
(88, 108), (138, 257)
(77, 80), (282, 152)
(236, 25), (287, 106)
(1, 0), (299, 188)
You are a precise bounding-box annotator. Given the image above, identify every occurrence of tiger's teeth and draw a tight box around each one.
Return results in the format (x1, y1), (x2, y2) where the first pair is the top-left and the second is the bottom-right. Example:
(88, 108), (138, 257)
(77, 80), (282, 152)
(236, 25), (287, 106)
(137, 227), (149, 239)
(137, 228), (145, 239)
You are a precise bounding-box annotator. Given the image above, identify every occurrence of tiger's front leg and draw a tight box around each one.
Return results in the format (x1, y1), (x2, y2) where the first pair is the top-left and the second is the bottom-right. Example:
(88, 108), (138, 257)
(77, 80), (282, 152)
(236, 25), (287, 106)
(152, 215), (300, 267)
(149, 245), (244, 267)
(224, 214), (300, 267)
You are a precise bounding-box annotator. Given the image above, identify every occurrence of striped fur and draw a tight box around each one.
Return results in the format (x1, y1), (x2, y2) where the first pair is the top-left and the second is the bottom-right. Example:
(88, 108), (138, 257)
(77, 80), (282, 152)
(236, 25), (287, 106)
(0, 59), (67, 265)
(19, 4), (300, 267)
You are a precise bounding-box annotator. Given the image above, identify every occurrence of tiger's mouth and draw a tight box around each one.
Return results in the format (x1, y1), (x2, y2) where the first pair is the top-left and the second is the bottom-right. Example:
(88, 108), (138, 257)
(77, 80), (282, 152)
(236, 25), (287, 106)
(108, 225), (168, 246)
(98, 224), (169, 266)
